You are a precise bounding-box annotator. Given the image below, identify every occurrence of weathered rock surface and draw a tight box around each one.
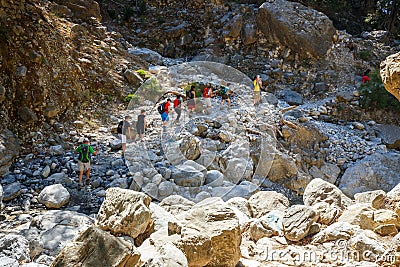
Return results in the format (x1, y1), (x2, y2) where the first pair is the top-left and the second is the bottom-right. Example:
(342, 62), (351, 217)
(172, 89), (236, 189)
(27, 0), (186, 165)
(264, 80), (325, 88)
(169, 201), (242, 267)
(50, 226), (140, 267)
(0, 130), (20, 177)
(381, 51), (400, 101)
(339, 152), (400, 197)
(282, 205), (319, 241)
(96, 188), (152, 238)
(38, 184), (70, 209)
(248, 191), (289, 219)
(257, 0), (336, 58)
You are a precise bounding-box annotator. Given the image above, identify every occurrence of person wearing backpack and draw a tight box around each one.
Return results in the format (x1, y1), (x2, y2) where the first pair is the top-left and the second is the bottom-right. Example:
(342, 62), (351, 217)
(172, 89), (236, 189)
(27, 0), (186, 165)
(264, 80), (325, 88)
(186, 85), (196, 115)
(74, 137), (98, 190)
(173, 95), (182, 123)
(202, 84), (213, 114)
(220, 83), (231, 110)
(117, 116), (131, 156)
(253, 75), (262, 106)
(159, 98), (171, 128)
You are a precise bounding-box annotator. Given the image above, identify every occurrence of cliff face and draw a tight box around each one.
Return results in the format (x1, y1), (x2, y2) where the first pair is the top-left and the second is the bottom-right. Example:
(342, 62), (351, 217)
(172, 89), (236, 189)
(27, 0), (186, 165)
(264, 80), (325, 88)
(381, 52), (400, 102)
(0, 0), (145, 136)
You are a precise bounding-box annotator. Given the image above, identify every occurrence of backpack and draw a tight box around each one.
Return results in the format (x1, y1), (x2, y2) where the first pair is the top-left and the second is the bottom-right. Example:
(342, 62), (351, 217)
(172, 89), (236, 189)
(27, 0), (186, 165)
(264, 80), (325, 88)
(78, 144), (91, 163)
(220, 86), (228, 95)
(117, 120), (123, 134)
(157, 102), (165, 114)
(203, 87), (210, 97)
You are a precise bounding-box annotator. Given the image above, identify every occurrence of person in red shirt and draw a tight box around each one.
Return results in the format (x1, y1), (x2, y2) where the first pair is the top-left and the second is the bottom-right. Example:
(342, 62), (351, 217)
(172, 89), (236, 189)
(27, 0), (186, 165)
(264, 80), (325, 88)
(173, 96), (182, 122)
(362, 69), (370, 83)
(202, 84), (213, 114)
(161, 98), (171, 127)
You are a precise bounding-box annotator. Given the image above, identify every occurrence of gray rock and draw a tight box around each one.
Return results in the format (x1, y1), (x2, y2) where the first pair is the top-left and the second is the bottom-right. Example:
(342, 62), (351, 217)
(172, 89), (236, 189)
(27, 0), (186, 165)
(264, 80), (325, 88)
(171, 164), (204, 187)
(18, 107), (38, 122)
(283, 205), (319, 241)
(49, 145), (63, 156)
(158, 181), (174, 197)
(194, 191), (212, 203)
(241, 23), (257, 45)
(282, 89), (303, 105)
(0, 256), (18, 267)
(41, 165), (51, 178)
(339, 152), (400, 197)
(142, 183), (158, 199)
(31, 210), (94, 256)
(3, 182), (21, 202)
(128, 48), (163, 65)
(38, 184), (70, 209)
(0, 129), (21, 177)
(374, 124), (400, 149)
(107, 178), (128, 189)
(257, 0), (335, 58)
(109, 139), (122, 150)
(46, 173), (74, 186)
(0, 234), (30, 262)
(205, 170), (225, 187)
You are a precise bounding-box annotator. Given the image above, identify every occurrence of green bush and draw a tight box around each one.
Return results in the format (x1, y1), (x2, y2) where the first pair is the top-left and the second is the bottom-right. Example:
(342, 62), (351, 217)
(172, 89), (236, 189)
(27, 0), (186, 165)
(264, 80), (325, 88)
(124, 93), (139, 104)
(359, 50), (372, 61)
(358, 69), (400, 111)
(136, 69), (150, 79)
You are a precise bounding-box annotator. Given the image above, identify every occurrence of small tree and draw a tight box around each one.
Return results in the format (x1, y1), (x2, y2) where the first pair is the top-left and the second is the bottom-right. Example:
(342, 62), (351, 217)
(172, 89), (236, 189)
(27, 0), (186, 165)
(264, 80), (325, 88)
(358, 69), (400, 111)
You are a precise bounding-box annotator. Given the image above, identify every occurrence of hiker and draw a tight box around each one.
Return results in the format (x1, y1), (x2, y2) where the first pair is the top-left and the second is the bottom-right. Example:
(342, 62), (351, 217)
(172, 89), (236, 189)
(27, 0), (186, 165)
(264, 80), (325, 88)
(74, 137), (98, 190)
(160, 98), (171, 127)
(202, 83), (213, 114)
(253, 75), (262, 106)
(362, 69), (371, 83)
(186, 85), (196, 115)
(220, 83), (231, 109)
(117, 116), (131, 155)
(173, 95), (182, 122)
(136, 109), (146, 141)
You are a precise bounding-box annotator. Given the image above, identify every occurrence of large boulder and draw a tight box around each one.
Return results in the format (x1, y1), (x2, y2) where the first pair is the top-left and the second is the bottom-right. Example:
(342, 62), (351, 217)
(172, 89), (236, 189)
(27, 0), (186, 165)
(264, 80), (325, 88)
(380, 51), (400, 101)
(38, 184), (70, 209)
(248, 191), (289, 218)
(283, 205), (319, 241)
(169, 201), (242, 267)
(96, 188), (152, 238)
(257, 0), (336, 58)
(0, 129), (20, 177)
(159, 195), (195, 216)
(373, 124), (400, 149)
(52, 0), (102, 21)
(339, 152), (400, 197)
(29, 210), (94, 256)
(50, 226), (140, 267)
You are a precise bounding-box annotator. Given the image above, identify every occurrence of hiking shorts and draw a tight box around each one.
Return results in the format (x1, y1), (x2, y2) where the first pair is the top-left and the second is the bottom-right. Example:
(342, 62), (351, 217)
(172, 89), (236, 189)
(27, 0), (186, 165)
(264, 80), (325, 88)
(161, 112), (169, 122)
(204, 97), (211, 107)
(254, 91), (261, 102)
(119, 134), (127, 144)
(221, 94), (229, 100)
(78, 161), (90, 172)
(136, 124), (145, 135)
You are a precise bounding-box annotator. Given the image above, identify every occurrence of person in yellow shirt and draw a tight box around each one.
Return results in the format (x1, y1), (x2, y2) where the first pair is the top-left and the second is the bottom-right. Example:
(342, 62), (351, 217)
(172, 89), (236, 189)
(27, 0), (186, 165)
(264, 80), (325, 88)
(253, 75), (262, 106)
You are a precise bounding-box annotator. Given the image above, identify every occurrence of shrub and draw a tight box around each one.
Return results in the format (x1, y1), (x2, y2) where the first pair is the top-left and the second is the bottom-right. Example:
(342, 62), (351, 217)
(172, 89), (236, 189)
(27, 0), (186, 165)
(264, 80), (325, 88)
(124, 93), (139, 104)
(359, 50), (372, 61)
(136, 69), (150, 79)
(358, 69), (400, 111)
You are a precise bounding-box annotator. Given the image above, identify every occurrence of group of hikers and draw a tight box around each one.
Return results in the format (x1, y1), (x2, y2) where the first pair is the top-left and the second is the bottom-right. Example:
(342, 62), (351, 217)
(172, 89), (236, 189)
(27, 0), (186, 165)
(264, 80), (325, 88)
(73, 76), (265, 190)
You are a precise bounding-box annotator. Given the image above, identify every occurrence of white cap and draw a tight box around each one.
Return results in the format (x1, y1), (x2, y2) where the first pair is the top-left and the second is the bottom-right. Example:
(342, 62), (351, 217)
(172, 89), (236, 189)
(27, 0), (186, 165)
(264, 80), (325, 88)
(83, 137), (89, 142)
